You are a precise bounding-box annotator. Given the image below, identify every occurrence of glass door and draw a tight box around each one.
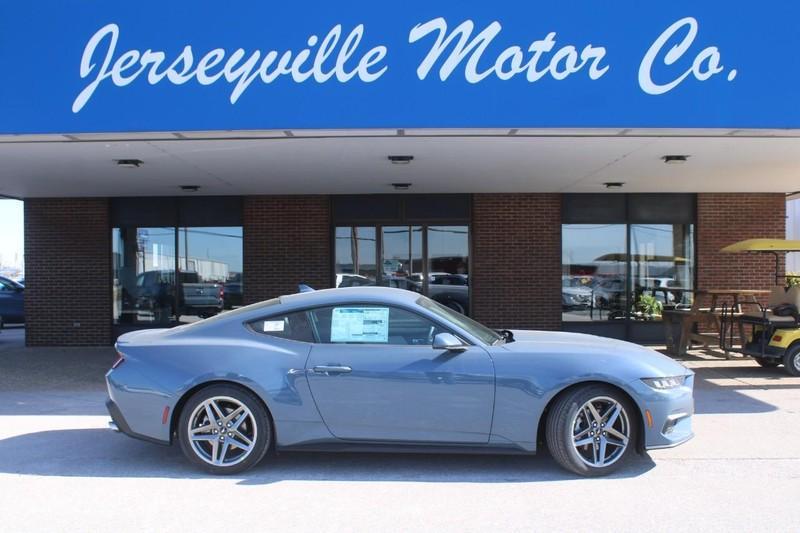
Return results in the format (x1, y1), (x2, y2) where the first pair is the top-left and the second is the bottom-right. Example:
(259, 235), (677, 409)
(334, 224), (471, 315)
(380, 226), (423, 294)
(112, 227), (177, 325)
(334, 227), (378, 287)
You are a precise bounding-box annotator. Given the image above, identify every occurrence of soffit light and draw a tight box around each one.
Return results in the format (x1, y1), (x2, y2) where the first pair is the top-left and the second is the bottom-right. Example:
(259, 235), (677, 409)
(115, 159), (143, 168)
(179, 185), (201, 192)
(391, 183), (412, 190)
(603, 182), (625, 189)
(388, 155), (414, 164)
(662, 155), (690, 164)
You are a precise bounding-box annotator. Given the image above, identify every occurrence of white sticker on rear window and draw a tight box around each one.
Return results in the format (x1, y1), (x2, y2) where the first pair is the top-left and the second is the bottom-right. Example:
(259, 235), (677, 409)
(330, 307), (389, 343)
(263, 320), (285, 332)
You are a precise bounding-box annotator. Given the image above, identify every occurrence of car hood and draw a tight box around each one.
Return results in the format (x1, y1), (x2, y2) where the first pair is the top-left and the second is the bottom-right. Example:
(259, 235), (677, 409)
(501, 329), (690, 378)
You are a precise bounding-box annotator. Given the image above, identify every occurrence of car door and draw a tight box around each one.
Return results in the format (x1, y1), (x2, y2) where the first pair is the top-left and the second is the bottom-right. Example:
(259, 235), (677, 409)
(304, 304), (495, 444)
(0, 278), (23, 322)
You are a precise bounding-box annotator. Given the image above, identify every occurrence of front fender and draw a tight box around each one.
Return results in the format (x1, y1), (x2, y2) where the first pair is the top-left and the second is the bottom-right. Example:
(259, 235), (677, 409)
(489, 362), (645, 452)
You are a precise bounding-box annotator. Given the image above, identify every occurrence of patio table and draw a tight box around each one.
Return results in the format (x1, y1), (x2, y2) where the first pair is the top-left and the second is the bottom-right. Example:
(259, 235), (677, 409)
(664, 289), (769, 356)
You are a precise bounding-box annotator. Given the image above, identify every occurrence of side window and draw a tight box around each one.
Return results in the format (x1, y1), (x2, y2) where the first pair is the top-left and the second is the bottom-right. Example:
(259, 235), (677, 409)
(250, 311), (315, 343)
(308, 305), (448, 345)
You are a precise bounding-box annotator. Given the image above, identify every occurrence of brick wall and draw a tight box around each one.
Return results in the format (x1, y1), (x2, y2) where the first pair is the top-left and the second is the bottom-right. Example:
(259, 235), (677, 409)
(472, 194), (561, 330)
(24, 198), (111, 346)
(243, 196), (331, 304)
(697, 193), (786, 303)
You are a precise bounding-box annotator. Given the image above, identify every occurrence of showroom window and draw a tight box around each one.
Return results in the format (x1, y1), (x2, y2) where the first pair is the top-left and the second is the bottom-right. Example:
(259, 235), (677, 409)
(111, 197), (243, 328)
(332, 195), (471, 315)
(561, 194), (696, 342)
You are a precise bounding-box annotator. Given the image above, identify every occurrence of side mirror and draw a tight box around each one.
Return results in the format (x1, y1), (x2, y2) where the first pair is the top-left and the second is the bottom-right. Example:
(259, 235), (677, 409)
(432, 332), (468, 352)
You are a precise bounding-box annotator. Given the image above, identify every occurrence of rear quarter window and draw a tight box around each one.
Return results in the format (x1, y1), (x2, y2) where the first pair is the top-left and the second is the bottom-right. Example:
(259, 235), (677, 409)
(249, 311), (315, 343)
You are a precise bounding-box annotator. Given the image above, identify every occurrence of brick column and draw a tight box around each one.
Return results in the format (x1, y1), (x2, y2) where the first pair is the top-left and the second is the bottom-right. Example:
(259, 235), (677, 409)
(24, 198), (111, 346)
(697, 193), (786, 301)
(471, 194), (561, 330)
(243, 196), (331, 304)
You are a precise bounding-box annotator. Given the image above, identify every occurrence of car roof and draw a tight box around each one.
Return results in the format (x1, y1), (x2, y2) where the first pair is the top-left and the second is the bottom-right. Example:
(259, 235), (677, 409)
(278, 286), (420, 308)
(165, 286), (423, 335)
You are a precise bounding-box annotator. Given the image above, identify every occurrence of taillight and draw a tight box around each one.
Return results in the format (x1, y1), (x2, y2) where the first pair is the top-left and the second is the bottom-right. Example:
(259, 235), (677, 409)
(219, 286), (224, 298)
(111, 351), (125, 369)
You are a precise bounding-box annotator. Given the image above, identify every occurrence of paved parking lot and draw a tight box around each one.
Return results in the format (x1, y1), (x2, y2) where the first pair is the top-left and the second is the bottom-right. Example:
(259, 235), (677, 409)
(1, 327), (799, 532)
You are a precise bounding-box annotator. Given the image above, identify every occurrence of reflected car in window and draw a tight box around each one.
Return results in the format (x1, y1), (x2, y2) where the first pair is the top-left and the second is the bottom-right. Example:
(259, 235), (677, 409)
(107, 287), (694, 477)
(428, 273), (469, 315)
(593, 278), (627, 320)
(133, 270), (223, 322)
(562, 276), (592, 310)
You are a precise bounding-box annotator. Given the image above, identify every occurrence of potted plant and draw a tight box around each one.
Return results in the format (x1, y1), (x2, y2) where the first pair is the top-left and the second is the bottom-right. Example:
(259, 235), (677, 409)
(635, 293), (664, 321)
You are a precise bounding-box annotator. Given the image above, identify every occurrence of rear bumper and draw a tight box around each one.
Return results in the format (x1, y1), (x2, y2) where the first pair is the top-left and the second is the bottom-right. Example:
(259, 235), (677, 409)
(106, 398), (170, 446)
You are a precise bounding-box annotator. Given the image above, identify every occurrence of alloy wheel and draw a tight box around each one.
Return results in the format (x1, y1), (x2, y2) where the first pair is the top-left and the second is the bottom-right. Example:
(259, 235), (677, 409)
(571, 396), (630, 468)
(187, 396), (257, 467)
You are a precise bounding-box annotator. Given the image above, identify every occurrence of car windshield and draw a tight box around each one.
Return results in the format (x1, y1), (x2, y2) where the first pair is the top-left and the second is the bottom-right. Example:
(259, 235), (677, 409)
(416, 296), (503, 346)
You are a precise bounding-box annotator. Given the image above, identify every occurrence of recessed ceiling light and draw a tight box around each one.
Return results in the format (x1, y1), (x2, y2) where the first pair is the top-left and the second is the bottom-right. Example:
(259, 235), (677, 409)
(115, 159), (143, 168)
(388, 155), (414, 164)
(179, 185), (201, 192)
(603, 182), (625, 189)
(662, 155), (690, 164)
(391, 183), (412, 190)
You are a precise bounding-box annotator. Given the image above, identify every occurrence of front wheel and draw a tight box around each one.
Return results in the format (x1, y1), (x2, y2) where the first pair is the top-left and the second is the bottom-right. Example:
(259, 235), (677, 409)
(783, 345), (800, 377)
(178, 384), (272, 474)
(546, 384), (637, 476)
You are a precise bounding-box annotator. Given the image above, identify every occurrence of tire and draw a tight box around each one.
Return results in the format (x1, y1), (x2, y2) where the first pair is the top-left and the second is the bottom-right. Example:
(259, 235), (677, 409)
(783, 345), (800, 377)
(546, 384), (638, 477)
(178, 384), (272, 475)
(754, 357), (780, 368)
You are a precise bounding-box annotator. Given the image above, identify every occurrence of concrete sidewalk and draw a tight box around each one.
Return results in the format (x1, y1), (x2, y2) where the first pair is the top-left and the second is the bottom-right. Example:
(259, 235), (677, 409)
(1, 331), (799, 532)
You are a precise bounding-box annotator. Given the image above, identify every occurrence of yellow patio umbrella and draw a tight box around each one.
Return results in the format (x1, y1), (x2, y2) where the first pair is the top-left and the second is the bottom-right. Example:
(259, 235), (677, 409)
(720, 239), (800, 283)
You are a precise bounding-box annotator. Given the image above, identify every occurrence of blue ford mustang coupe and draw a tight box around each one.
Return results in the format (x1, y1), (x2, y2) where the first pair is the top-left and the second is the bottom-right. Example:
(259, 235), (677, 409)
(106, 287), (694, 476)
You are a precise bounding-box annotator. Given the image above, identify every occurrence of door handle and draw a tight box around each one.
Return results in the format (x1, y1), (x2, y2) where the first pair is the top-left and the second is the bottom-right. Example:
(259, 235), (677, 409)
(312, 365), (352, 375)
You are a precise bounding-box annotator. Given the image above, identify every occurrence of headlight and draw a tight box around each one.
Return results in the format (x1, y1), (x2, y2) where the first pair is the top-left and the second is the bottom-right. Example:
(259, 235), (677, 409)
(641, 375), (687, 390)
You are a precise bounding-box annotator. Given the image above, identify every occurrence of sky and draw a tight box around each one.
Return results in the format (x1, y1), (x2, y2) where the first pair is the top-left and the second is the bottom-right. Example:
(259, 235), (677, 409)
(0, 200), (24, 273)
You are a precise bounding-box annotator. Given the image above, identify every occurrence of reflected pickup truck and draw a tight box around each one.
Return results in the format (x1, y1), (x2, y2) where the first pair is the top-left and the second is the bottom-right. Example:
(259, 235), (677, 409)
(179, 272), (224, 318)
(135, 270), (223, 319)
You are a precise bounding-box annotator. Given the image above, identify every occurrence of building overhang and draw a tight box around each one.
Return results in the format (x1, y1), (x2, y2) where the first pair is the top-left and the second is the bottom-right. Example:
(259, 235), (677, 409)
(2, 128), (800, 198)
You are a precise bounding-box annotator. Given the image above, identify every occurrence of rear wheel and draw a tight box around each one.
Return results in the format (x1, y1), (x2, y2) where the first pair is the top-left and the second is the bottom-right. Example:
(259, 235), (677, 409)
(178, 384), (271, 474)
(546, 384), (637, 477)
(783, 345), (800, 377)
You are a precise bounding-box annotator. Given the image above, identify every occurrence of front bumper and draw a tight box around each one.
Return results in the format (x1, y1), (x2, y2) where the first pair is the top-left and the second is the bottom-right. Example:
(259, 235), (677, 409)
(628, 374), (695, 450)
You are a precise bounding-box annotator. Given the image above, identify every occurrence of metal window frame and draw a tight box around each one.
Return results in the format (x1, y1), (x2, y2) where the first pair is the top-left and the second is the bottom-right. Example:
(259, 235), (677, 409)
(110, 196), (244, 333)
(561, 193), (698, 341)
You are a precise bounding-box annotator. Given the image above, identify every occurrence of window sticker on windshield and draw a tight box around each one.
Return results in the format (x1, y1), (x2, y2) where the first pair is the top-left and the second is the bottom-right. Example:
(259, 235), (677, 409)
(263, 320), (285, 332)
(331, 307), (389, 343)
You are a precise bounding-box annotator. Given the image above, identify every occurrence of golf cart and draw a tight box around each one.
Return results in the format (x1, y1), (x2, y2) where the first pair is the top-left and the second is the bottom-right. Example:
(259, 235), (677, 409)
(719, 239), (800, 376)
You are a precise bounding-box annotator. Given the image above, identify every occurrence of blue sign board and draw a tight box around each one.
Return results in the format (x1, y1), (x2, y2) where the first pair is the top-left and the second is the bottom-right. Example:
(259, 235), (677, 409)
(1, 1), (798, 133)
